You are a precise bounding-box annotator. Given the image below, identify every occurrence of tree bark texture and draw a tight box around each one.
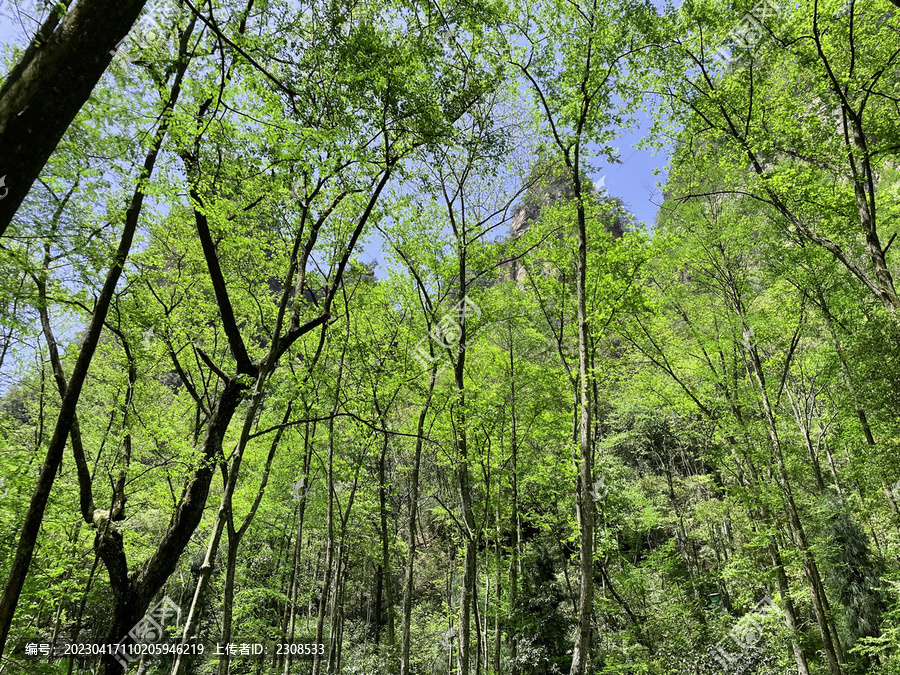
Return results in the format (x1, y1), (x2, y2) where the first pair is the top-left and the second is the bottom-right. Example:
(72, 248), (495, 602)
(0, 0), (149, 234)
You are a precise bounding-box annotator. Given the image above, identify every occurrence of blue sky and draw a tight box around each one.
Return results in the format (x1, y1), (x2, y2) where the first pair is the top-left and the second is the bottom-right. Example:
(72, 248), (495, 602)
(597, 111), (667, 229)
(354, 111), (668, 271)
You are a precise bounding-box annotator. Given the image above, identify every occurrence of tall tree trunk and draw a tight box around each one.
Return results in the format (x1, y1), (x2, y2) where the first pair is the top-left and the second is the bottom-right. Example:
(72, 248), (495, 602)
(375, 419), (394, 651)
(815, 287), (877, 447)
(0, 0), (149, 232)
(326, 542), (345, 675)
(448, 232), (476, 674)
(67, 554), (100, 675)
(219, 407), (291, 675)
(281, 506), (303, 673)
(219, 535), (239, 675)
(494, 490), (502, 675)
(401, 363), (436, 675)
(313, 449), (336, 675)
(284, 419), (314, 675)
(327, 457), (361, 675)
(767, 538), (811, 675)
(472, 570), (483, 675)
(569, 168), (594, 675)
(508, 330), (520, 675)
(314, 354), (346, 675)
(785, 389), (826, 492)
(335, 558), (351, 675)
(457, 539), (476, 675)
(454, 357), (477, 674)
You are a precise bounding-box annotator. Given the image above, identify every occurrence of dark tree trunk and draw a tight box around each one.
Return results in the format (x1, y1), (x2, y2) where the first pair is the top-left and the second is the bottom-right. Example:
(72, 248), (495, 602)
(508, 331), (520, 675)
(0, 0), (149, 233)
(96, 376), (246, 675)
(376, 424), (395, 651)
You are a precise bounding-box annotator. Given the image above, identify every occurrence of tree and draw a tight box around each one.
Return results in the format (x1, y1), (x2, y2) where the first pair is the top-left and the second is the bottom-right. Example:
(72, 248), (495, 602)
(0, 0), (151, 234)
(654, 0), (900, 324)
(5, 1), (900, 673)
(0, 17), (196, 659)
(508, 0), (656, 668)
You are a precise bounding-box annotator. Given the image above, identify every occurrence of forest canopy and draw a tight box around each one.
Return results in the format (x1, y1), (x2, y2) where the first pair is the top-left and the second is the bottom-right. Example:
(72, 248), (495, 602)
(1, 0), (899, 674)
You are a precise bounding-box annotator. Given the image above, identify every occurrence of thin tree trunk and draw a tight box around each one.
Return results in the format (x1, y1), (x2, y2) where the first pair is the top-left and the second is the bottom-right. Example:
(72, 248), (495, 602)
(816, 285), (900, 533)
(280, 507), (301, 673)
(569, 166), (594, 675)
(455, 396), (477, 674)
(220, 399), (293, 675)
(376, 418), (394, 651)
(473, 568), (483, 675)
(824, 441), (844, 496)
(313, 457), (335, 675)
(508, 330), (520, 675)
(314, 353), (347, 675)
(483, 565), (489, 673)
(67, 554), (100, 675)
(335, 558), (350, 675)
(401, 363), (436, 675)
(816, 288), (877, 446)
(284, 419), (314, 675)
(458, 540), (476, 675)
(219, 538), (239, 675)
(327, 454), (361, 675)
(768, 538), (811, 675)
(471, 568), (482, 675)
(275, 525), (295, 672)
(744, 337), (842, 675)
(448, 226), (476, 675)
(326, 542), (345, 675)
(494, 491), (502, 675)
(785, 389), (826, 492)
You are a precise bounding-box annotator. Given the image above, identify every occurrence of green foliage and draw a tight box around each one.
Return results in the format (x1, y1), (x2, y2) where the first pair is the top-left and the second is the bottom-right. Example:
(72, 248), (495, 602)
(2, 0), (900, 673)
